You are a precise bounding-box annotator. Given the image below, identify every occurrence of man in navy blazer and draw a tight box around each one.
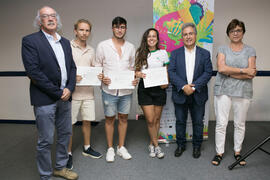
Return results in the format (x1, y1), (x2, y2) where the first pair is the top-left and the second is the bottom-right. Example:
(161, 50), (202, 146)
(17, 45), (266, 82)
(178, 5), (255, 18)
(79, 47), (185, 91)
(21, 6), (78, 180)
(168, 23), (212, 159)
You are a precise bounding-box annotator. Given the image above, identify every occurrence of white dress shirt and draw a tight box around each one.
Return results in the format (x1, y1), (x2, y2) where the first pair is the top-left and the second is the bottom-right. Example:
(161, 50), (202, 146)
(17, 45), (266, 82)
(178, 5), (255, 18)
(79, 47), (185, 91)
(184, 46), (196, 85)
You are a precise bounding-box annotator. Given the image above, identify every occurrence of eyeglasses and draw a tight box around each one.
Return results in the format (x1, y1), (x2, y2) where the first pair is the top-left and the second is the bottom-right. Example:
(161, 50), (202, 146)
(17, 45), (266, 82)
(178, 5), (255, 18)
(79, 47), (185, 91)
(229, 29), (243, 34)
(40, 13), (57, 19)
(182, 32), (196, 38)
(113, 25), (126, 30)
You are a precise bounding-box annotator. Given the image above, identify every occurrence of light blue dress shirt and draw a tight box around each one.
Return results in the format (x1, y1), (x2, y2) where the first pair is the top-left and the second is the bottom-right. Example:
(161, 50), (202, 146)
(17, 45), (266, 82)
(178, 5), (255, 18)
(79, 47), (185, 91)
(42, 30), (67, 89)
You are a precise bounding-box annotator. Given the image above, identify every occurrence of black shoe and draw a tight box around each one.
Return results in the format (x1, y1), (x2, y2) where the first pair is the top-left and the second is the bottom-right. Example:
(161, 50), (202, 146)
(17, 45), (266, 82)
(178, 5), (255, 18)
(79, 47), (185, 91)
(82, 146), (102, 159)
(66, 154), (73, 170)
(193, 147), (201, 159)
(91, 122), (100, 127)
(174, 146), (185, 157)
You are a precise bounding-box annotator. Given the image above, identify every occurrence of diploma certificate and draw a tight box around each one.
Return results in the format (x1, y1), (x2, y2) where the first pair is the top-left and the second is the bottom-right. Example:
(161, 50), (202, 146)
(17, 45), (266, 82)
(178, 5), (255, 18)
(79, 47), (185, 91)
(108, 70), (135, 89)
(142, 67), (168, 88)
(76, 66), (102, 86)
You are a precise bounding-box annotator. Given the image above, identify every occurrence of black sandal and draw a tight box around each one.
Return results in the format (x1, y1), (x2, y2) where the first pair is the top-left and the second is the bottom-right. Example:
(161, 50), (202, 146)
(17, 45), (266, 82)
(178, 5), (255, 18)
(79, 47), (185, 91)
(234, 154), (246, 166)
(211, 154), (223, 166)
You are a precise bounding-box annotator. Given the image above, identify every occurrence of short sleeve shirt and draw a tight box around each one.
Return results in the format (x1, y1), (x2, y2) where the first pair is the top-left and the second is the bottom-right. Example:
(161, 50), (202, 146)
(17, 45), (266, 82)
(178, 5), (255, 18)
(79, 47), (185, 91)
(214, 44), (256, 99)
(142, 49), (169, 69)
(70, 40), (95, 100)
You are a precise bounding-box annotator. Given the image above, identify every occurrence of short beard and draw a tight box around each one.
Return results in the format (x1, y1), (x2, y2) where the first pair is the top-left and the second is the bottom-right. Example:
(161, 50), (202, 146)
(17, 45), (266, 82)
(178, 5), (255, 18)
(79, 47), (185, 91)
(113, 32), (125, 40)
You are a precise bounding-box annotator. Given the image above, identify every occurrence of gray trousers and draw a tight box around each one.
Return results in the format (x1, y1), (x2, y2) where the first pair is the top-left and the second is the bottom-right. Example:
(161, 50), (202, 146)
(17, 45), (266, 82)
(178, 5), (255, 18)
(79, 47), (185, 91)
(34, 100), (72, 180)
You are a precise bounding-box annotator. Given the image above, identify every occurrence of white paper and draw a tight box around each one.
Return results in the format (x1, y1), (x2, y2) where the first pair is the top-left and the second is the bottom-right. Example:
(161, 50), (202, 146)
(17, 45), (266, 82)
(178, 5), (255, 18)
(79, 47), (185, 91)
(108, 70), (135, 89)
(142, 67), (168, 88)
(76, 66), (102, 86)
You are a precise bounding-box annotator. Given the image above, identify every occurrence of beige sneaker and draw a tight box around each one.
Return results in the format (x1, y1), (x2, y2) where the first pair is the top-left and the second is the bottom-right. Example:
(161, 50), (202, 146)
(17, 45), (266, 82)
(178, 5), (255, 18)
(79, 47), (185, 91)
(53, 168), (78, 180)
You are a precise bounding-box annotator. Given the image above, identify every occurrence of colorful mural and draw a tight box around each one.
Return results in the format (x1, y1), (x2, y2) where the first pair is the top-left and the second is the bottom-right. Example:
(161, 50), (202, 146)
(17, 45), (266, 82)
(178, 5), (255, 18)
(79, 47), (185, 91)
(153, 0), (214, 56)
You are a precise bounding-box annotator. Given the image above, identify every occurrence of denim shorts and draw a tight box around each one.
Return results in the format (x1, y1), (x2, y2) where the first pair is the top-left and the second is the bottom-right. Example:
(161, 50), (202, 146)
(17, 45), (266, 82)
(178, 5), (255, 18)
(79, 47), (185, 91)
(102, 90), (132, 117)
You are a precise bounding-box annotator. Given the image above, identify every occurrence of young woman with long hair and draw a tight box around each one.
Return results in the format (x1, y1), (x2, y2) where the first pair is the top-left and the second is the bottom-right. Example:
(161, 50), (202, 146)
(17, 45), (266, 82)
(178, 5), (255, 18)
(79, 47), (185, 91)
(135, 28), (169, 158)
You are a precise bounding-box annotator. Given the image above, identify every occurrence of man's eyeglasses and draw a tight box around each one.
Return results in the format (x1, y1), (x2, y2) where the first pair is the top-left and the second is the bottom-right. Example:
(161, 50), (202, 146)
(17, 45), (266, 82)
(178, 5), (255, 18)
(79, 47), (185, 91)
(229, 29), (243, 34)
(40, 13), (57, 19)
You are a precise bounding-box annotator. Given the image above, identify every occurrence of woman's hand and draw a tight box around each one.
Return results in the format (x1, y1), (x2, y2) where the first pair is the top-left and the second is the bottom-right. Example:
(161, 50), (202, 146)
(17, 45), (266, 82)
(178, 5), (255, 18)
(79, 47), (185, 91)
(135, 71), (146, 78)
(160, 84), (169, 89)
(243, 68), (256, 77)
(132, 78), (139, 86)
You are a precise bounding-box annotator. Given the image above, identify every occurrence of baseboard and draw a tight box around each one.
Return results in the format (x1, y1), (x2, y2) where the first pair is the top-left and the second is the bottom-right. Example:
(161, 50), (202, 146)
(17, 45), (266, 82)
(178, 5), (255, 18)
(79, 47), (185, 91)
(0, 119), (36, 124)
(0, 119), (104, 126)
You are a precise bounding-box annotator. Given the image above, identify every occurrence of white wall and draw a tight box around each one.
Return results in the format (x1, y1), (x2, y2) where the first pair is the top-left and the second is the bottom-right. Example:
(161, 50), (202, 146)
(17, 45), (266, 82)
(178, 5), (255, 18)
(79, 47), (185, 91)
(0, 0), (269, 121)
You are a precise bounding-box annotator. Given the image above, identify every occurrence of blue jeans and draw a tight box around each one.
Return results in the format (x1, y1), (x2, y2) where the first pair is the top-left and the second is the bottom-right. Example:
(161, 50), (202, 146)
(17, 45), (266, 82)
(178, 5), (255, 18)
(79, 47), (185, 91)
(34, 100), (72, 180)
(174, 95), (205, 148)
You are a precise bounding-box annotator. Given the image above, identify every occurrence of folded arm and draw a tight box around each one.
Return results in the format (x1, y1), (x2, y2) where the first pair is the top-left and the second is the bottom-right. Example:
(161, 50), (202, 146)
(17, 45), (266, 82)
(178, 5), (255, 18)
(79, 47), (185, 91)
(217, 53), (256, 79)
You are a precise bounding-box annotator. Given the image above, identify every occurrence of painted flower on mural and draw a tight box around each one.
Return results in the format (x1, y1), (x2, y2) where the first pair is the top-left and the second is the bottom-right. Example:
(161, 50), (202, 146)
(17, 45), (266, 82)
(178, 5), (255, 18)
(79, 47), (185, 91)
(153, 0), (214, 56)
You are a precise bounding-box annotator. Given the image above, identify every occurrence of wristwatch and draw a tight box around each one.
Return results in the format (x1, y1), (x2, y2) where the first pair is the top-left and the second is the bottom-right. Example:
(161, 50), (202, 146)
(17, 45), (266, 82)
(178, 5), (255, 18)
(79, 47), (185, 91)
(240, 68), (243, 74)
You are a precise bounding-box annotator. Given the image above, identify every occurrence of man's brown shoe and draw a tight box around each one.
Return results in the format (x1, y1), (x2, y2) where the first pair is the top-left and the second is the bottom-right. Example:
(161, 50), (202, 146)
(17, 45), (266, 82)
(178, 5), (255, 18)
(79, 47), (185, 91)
(53, 168), (78, 180)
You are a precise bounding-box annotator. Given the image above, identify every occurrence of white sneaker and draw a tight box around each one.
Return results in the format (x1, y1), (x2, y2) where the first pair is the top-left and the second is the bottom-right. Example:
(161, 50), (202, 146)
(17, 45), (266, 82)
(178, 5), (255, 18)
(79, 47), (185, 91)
(155, 146), (165, 159)
(117, 146), (132, 160)
(106, 147), (115, 162)
(148, 145), (156, 158)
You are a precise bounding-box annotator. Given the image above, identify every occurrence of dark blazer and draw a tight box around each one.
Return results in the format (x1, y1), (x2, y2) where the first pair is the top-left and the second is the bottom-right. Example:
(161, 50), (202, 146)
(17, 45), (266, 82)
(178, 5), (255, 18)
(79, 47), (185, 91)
(168, 46), (212, 105)
(22, 30), (76, 106)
